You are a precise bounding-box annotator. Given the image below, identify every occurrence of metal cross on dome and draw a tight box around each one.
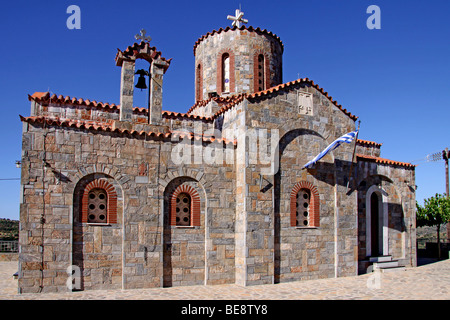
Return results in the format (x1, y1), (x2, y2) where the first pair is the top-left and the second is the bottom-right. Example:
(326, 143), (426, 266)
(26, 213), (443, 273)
(135, 29), (152, 42)
(227, 8), (248, 28)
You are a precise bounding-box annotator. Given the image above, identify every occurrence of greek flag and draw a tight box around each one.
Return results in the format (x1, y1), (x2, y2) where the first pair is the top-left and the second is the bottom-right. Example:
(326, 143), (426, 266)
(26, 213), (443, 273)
(302, 131), (358, 169)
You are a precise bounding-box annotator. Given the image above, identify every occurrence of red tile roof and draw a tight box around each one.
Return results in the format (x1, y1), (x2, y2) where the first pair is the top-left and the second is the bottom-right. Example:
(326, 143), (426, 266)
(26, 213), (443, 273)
(29, 92), (49, 100)
(188, 78), (358, 121)
(356, 139), (382, 147)
(356, 154), (415, 169)
(30, 76), (359, 124)
(21, 115), (113, 129)
(115, 41), (172, 71)
(186, 94), (245, 115)
(29, 92), (120, 111)
(162, 111), (213, 122)
(19, 115), (235, 146)
(193, 25), (284, 55)
(28, 92), (213, 122)
(213, 95), (247, 118)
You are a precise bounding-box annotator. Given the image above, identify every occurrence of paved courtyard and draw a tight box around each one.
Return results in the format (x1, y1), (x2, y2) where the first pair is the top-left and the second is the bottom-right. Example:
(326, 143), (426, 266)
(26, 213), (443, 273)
(0, 259), (449, 300)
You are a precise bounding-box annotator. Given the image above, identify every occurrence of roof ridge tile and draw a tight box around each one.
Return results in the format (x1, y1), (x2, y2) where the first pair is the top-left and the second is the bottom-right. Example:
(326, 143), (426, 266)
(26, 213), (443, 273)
(248, 78), (358, 121)
(19, 115), (235, 146)
(193, 25), (284, 55)
(356, 154), (415, 168)
(357, 139), (383, 147)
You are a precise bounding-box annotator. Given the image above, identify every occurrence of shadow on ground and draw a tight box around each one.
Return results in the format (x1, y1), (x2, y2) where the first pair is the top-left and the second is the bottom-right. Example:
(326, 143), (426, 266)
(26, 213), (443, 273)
(417, 257), (444, 267)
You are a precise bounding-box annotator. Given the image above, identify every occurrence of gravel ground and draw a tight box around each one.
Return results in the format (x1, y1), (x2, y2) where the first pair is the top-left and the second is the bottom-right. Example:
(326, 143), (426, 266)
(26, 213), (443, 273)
(0, 259), (449, 300)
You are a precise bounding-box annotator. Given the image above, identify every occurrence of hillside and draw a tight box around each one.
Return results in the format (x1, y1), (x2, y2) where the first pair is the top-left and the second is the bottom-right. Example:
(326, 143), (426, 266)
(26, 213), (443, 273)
(0, 218), (19, 240)
(417, 223), (448, 241)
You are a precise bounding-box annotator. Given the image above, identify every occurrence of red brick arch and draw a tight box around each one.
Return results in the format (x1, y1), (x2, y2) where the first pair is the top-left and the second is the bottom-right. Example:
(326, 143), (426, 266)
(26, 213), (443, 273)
(170, 185), (201, 226)
(81, 179), (118, 224)
(290, 181), (320, 227)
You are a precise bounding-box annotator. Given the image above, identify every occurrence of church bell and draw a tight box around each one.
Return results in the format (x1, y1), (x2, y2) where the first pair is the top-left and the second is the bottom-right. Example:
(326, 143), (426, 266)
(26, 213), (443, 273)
(135, 69), (149, 90)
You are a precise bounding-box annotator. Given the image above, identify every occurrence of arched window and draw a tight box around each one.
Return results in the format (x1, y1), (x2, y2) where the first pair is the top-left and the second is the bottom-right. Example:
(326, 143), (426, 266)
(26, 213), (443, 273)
(196, 64), (202, 101)
(290, 181), (320, 227)
(257, 54), (265, 92)
(81, 179), (118, 224)
(254, 53), (269, 93)
(222, 53), (230, 93)
(217, 50), (234, 95)
(170, 185), (201, 227)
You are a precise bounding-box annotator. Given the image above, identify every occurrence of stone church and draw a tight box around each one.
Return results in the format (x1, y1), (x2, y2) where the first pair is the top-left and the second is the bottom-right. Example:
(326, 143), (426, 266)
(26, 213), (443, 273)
(18, 10), (416, 293)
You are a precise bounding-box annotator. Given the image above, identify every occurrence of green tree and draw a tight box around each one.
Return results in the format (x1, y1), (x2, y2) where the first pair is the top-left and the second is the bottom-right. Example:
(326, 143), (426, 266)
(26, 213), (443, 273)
(0, 218), (19, 240)
(416, 193), (450, 259)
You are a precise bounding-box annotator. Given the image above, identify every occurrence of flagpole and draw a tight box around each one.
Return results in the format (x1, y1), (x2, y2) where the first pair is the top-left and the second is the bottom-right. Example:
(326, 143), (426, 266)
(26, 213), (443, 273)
(301, 129), (359, 171)
(346, 120), (361, 193)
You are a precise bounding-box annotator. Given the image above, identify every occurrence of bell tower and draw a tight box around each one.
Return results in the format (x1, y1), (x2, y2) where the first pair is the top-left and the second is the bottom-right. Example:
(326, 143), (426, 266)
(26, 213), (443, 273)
(194, 9), (283, 101)
(115, 29), (171, 125)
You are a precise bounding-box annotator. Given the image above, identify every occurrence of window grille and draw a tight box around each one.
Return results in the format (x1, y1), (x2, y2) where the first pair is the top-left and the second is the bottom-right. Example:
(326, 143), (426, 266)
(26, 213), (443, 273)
(296, 189), (311, 227)
(257, 54), (265, 91)
(87, 189), (108, 223)
(291, 181), (320, 228)
(196, 64), (202, 101)
(176, 193), (191, 226)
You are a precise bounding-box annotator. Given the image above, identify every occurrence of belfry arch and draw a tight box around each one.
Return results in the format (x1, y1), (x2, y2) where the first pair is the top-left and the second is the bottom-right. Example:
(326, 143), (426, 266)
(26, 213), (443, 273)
(115, 39), (171, 124)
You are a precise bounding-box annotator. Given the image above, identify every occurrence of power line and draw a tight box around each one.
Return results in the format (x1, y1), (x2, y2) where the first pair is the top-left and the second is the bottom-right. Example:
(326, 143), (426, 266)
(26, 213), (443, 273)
(0, 178), (20, 181)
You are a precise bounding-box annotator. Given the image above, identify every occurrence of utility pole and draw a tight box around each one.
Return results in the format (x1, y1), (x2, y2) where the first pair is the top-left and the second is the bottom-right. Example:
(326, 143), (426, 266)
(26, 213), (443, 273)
(413, 148), (450, 243)
(444, 148), (450, 242)
(444, 148), (449, 197)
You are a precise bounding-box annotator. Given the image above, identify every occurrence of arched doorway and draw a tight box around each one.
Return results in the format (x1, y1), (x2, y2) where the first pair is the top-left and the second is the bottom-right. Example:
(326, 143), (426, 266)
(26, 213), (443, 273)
(370, 192), (382, 256)
(366, 186), (388, 257)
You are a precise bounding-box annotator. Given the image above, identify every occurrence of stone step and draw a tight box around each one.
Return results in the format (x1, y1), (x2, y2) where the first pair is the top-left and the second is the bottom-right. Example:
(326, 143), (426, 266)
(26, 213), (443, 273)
(369, 255), (392, 263)
(379, 266), (406, 273)
(373, 260), (399, 269)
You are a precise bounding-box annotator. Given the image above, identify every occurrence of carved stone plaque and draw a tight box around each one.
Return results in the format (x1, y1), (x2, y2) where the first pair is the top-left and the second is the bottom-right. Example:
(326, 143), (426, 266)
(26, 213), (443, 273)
(297, 91), (313, 116)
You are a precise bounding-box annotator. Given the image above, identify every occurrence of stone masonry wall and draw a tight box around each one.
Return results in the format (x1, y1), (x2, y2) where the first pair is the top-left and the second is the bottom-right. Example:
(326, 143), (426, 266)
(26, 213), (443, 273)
(215, 81), (359, 285)
(356, 141), (381, 157)
(20, 88), (416, 292)
(19, 115), (236, 293)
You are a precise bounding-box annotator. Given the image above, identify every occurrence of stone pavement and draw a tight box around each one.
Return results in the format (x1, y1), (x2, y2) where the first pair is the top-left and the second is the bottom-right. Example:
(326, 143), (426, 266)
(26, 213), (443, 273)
(0, 259), (449, 300)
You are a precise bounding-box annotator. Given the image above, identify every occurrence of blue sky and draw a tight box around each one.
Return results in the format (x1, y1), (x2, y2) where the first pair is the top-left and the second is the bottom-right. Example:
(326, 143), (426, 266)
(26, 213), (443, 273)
(0, 0), (449, 220)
